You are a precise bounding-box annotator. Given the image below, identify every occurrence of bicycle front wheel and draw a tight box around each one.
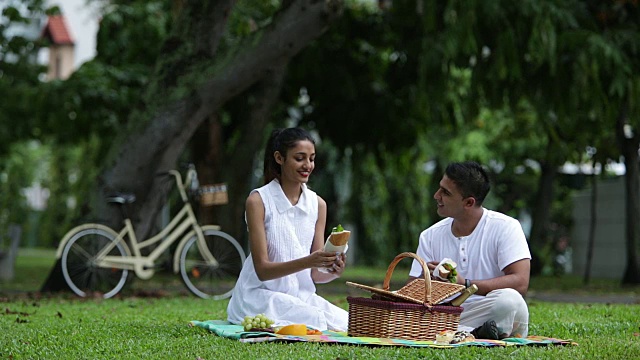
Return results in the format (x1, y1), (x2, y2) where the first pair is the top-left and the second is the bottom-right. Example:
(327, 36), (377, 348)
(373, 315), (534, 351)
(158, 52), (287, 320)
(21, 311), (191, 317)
(61, 227), (129, 298)
(179, 228), (246, 300)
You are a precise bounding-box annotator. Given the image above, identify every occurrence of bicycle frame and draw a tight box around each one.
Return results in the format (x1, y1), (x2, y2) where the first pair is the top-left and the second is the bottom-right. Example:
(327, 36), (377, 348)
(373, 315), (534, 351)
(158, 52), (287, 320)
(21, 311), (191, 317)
(58, 169), (219, 280)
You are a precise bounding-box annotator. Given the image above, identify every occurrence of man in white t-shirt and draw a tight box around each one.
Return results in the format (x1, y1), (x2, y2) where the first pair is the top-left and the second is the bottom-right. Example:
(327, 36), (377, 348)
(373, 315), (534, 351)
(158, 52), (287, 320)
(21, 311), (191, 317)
(409, 161), (531, 339)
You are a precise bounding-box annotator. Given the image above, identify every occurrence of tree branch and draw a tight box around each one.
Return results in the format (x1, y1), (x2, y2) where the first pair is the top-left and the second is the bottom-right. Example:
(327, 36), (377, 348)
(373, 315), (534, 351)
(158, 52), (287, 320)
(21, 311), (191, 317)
(196, 0), (343, 110)
(109, 0), (343, 183)
(101, 0), (343, 239)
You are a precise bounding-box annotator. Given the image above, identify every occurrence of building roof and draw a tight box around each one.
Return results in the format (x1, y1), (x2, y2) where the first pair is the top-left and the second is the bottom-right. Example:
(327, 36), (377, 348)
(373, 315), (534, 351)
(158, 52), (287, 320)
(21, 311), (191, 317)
(41, 15), (74, 45)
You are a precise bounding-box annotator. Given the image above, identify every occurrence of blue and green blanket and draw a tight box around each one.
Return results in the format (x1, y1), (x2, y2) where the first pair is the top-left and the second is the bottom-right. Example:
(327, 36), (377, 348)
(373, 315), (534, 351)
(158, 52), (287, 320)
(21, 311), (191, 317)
(190, 320), (578, 348)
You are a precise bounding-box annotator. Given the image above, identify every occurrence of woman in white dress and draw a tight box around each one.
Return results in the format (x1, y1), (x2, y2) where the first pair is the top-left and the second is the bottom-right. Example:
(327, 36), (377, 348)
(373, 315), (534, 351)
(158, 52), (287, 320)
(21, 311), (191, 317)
(227, 128), (348, 331)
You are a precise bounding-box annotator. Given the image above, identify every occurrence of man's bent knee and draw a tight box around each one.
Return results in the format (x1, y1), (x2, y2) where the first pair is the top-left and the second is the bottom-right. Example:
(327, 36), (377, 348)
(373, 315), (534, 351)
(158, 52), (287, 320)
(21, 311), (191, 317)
(488, 288), (527, 312)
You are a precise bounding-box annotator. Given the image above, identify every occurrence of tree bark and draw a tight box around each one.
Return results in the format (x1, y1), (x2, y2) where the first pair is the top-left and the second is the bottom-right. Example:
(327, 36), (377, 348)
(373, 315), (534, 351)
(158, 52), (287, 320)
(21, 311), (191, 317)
(528, 157), (558, 275)
(194, 61), (290, 244)
(615, 101), (640, 285)
(583, 165), (598, 285)
(93, 0), (343, 240)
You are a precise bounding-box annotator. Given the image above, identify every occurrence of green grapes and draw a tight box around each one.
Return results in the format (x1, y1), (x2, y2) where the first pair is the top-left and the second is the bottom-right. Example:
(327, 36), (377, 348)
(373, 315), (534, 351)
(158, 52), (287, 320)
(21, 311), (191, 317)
(241, 313), (275, 331)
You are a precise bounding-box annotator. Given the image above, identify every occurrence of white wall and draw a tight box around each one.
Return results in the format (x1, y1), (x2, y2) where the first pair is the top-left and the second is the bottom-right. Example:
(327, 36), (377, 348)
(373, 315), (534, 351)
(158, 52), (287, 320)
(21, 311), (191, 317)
(571, 177), (627, 280)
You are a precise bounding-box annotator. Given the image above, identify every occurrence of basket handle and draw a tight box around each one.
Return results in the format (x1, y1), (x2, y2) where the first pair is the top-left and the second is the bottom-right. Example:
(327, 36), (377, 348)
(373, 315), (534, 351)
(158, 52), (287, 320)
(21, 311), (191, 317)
(382, 252), (432, 305)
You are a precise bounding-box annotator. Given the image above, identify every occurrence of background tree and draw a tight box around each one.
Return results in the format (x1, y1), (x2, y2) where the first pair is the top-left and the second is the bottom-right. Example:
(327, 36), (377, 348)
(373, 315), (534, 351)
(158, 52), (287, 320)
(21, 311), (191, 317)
(1, 0), (638, 285)
(0, 0), (49, 155)
(0, 0), (57, 243)
(582, 0), (640, 284)
(420, 0), (638, 281)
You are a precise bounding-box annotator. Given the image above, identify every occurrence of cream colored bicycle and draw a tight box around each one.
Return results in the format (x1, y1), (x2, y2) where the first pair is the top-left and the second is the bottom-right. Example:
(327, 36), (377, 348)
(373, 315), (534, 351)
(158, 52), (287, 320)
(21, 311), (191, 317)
(54, 165), (246, 299)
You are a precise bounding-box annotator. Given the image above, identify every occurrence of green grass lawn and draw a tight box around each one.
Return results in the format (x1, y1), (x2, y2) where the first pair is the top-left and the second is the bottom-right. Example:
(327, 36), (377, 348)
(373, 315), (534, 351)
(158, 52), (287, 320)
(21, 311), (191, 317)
(1, 295), (639, 359)
(1, 248), (640, 359)
(5, 247), (638, 295)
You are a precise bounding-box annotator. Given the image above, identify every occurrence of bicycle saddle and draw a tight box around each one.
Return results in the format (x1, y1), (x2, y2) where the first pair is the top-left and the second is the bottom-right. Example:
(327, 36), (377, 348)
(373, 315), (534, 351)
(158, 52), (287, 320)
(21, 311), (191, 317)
(106, 193), (136, 204)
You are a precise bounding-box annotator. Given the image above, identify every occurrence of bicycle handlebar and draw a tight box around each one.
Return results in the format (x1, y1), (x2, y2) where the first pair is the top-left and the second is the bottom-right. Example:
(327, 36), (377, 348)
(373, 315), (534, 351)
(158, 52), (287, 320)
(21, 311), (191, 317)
(166, 164), (198, 203)
(185, 165), (199, 192)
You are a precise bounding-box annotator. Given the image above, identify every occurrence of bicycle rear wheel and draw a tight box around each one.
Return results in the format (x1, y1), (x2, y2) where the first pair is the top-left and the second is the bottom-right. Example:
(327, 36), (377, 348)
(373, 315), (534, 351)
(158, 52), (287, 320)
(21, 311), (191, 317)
(179, 228), (245, 300)
(61, 227), (129, 298)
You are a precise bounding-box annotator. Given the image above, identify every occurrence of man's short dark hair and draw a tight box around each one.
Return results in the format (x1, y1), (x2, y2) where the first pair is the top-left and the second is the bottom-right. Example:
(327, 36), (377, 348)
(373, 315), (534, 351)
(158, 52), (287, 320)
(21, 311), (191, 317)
(445, 161), (491, 205)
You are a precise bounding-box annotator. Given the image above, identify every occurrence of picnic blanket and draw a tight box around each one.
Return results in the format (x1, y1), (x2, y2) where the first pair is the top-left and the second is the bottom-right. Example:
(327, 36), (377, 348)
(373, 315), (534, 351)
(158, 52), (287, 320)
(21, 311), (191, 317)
(190, 320), (578, 348)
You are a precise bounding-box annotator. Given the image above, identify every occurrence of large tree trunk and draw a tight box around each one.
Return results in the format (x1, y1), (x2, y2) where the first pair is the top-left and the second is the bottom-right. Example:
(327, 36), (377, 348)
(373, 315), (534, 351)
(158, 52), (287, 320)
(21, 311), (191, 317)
(194, 62), (290, 245)
(583, 164), (598, 285)
(528, 158), (558, 275)
(92, 0), (343, 240)
(615, 101), (640, 285)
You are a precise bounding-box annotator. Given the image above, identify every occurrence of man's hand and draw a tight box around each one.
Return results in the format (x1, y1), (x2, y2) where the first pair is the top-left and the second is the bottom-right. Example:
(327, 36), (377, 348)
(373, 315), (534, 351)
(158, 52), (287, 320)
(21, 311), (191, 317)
(426, 261), (438, 278)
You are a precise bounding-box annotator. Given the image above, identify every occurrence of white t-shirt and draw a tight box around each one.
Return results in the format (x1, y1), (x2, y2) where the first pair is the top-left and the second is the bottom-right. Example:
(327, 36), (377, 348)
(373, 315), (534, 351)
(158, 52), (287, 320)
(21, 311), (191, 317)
(410, 208), (531, 304)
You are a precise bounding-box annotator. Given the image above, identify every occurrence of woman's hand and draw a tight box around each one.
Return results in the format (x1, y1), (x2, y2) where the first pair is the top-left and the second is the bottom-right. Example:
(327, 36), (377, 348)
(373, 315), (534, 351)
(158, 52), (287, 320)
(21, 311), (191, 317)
(310, 251), (346, 283)
(309, 250), (339, 270)
(327, 253), (346, 276)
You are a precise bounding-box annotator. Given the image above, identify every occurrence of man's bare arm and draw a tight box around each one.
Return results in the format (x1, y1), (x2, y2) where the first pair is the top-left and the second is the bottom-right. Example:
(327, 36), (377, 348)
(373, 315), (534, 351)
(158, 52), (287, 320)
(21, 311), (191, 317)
(467, 259), (530, 296)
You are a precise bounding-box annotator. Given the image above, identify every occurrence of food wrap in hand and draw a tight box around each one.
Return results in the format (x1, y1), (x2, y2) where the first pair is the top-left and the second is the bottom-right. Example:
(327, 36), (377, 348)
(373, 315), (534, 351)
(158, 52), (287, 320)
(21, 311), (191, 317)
(433, 258), (457, 282)
(318, 225), (350, 273)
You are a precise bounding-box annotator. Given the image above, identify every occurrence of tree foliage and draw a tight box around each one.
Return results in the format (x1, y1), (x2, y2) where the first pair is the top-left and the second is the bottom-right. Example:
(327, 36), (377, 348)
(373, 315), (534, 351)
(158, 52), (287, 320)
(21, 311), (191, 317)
(0, 0), (638, 283)
(0, 0), (49, 154)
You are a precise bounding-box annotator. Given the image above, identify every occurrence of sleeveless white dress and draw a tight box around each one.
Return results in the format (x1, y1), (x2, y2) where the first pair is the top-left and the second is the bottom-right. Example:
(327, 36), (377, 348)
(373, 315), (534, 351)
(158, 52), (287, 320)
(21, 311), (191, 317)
(226, 180), (348, 331)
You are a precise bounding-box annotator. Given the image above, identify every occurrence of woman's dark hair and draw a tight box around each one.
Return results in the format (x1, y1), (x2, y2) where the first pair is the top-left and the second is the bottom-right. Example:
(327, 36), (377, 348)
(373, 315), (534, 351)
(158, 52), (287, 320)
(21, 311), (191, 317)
(263, 128), (315, 184)
(444, 161), (491, 205)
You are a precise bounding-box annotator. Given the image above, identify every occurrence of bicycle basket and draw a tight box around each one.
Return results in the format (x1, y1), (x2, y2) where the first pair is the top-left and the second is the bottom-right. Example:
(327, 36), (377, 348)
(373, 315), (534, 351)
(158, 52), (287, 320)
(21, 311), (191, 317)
(199, 184), (228, 206)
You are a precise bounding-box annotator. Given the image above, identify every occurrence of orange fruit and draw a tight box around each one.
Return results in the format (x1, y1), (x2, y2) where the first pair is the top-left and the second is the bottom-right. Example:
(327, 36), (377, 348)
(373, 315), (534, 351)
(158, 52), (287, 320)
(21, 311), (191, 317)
(275, 324), (307, 335)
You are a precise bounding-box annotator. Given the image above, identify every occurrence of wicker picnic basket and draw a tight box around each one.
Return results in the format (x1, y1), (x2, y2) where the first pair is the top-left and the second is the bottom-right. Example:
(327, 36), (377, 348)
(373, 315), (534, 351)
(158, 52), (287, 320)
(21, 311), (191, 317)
(199, 183), (229, 206)
(346, 252), (466, 341)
